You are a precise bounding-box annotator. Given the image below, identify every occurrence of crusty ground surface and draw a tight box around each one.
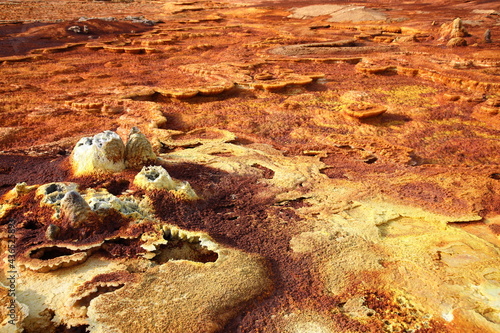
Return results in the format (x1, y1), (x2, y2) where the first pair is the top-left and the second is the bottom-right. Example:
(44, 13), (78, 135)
(1, 1), (500, 332)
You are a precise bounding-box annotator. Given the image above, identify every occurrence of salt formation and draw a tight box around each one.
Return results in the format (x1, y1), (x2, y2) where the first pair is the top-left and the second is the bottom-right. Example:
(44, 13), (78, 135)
(288, 4), (388, 22)
(0, 283), (28, 333)
(134, 165), (175, 190)
(71, 128), (157, 175)
(45, 224), (61, 241)
(0, 176), (271, 332)
(451, 18), (467, 37)
(484, 29), (492, 43)
(440, 17), (470, 44)
(60, 190), (93, 228)
(134, 165), (198, 199)
(71, 130), (126, 176)
(343, 102), (387, 119)
(447, 37), (467, 47)
(124, 127), (156, 169)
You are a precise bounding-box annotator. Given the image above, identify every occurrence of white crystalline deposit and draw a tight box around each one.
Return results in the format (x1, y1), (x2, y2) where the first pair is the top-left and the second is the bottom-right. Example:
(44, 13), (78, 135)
(71, 128), (157, 175)
(71, 131), (126, 176)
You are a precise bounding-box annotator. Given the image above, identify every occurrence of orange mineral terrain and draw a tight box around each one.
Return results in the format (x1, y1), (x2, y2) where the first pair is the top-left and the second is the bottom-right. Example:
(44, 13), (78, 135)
(1, 0), (500, 332)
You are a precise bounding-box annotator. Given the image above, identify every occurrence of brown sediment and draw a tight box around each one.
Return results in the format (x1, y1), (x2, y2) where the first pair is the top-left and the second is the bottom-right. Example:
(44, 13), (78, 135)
(0, 155), (70, 196)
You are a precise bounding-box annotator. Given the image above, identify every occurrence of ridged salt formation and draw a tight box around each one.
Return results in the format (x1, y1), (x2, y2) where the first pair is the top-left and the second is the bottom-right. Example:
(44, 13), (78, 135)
(60, 190), (92, 228)
(45, 224), (61, 241)
(124, 127), (156, 169)
(439, 17), (469, 42)
(71, 131), (126, 176)
(450, 18), (469, 38)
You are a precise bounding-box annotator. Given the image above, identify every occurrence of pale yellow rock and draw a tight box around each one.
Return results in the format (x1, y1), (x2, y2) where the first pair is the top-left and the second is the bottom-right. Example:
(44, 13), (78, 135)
(1, 177), (271, 333)
(161, 142), (326, 202)
(2, 182), (37, 202)
(0, 203), (14, 220)
(85, 190), (149, 219)
(170, 180), (199, 200)
(15, 257), (131, 330)
(133, 165), (176, 191)
(134, 166), (199, 200)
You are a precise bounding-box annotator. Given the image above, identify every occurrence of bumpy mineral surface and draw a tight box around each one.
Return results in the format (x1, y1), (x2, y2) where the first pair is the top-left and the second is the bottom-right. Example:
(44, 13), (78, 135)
(1, 0), (500, 332)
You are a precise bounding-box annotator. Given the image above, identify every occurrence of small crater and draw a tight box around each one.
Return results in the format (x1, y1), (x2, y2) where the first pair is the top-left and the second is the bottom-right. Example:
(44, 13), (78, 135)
(46, 193), (65, 204)
(320, 167), (348, 179)
(490, 173), (500, 180)
(102, 179), (130, 196)
(146, 169), (160, 181)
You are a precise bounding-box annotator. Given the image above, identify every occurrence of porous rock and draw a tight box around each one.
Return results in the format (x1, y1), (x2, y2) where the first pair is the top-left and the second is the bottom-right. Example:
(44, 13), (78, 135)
(134, 165), (176, 191)
(1, 176), (271, 332)
(133, 165), (198, 199)
(451, 18), (467, 37)
(2, 1), (500, 332)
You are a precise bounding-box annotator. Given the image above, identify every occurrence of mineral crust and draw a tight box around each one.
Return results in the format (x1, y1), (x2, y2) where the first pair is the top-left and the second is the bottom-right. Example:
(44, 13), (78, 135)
(1, 0), (500, 332)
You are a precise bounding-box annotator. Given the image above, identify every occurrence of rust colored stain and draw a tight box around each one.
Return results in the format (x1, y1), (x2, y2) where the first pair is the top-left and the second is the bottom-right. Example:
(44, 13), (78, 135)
(0, 155), (70, 196)
(489, 224), (500, 235)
